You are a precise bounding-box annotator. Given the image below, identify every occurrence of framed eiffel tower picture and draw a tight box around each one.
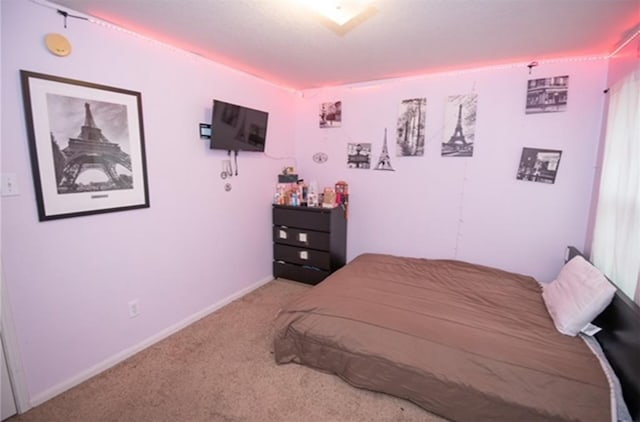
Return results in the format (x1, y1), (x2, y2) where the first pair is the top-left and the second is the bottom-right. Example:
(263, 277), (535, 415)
(442, 94), (477, 157)
(374, 128), (395, 171)
(20, 70), (150, 221)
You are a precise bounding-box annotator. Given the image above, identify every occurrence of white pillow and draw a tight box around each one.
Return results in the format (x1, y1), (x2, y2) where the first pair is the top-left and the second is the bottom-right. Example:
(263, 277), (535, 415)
(542, 255), (616, 336)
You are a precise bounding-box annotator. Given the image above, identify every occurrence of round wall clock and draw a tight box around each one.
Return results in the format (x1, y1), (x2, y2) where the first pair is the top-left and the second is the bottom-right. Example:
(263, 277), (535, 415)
(45, 33), (72, 57)
(312, 152), (328, 164)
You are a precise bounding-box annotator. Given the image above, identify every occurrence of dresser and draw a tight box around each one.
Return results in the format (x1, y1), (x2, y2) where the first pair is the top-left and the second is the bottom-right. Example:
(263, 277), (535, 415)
(272, 205), (347, 285)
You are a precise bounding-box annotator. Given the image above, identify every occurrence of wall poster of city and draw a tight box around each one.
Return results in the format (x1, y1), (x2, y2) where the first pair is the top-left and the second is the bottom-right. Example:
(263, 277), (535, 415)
(396, 98), (426, 156)
(319, 101), (342, 128)
(347, 143), (371, 169)
(20, 70), (150, 221)
(442, 94), (478, 157)
(516, 147), (563, 184)
(525, 75), (569, 114)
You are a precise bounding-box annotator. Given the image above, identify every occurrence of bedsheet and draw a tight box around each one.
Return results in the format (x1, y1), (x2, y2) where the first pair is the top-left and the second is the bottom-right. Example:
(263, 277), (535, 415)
(274, 253), (610, 421)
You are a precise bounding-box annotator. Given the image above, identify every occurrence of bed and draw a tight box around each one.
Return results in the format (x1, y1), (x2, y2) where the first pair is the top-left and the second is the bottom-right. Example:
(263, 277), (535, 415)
(273, 249), (640, 421)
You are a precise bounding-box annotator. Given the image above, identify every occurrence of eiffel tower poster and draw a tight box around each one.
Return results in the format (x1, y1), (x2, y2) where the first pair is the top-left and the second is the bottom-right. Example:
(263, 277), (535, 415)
(374, 128), (395, 171)
(50, 99), (133, 194)
(21, 71), (149, 220)
(441, 94), (478, 157)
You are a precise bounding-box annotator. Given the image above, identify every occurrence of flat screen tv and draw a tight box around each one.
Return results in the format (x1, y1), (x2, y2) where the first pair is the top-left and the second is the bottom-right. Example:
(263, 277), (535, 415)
(209, 99), (269, 152)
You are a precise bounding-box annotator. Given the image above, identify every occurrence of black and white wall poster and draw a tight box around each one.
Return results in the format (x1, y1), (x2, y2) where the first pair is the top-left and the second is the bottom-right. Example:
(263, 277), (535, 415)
(442, 94), (478, 157)
(20, 70), (150, 221)
(347, 143), (371, 169)
(525, 75), (569, 114)
(374, 128), (395, 171)
(396, 98), (426, 156)
(319, 101), (342, 128)
(516, 147), (562, 184)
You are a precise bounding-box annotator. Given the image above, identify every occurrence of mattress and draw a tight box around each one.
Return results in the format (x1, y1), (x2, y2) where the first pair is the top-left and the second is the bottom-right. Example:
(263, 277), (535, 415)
(273, 253), (611, 421)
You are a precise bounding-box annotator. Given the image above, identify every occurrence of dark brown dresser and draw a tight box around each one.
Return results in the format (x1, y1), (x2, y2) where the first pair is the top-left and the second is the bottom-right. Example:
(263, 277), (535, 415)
(272, 205), (347, 285)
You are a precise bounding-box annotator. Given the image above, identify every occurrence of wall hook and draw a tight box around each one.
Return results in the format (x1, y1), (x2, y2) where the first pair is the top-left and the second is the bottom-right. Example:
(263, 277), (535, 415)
(527, 61), (539, 75)
(57, 9), (88, 29)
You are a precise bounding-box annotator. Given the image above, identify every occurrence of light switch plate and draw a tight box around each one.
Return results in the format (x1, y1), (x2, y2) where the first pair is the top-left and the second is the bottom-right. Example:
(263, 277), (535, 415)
(1, 173), (20, 196)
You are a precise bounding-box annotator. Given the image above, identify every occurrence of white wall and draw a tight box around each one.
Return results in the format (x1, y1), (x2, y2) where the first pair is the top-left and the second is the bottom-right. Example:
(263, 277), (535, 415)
(1, 0), (296, 405)
(294, 60), (608, 282)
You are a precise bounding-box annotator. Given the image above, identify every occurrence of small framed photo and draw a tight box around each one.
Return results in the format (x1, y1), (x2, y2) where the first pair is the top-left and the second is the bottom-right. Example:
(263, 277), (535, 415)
(20, 70), (150, 221)
(516, 147), (562, 184)
(347, 143), (371, 169)
(525, 75), (569, 114)
(396, 98), (426, 156)
(319, 101), (341, 128)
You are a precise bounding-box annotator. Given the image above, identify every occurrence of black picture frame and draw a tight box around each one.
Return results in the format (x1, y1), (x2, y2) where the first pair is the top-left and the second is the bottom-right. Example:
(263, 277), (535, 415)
(20, 70), (150, 221)
(516, 147), (563, 184)
(525, 75), (569, 114)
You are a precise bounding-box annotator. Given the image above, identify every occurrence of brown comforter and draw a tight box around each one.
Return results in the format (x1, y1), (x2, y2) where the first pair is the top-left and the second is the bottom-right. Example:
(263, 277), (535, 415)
(273, 253), (610, 421)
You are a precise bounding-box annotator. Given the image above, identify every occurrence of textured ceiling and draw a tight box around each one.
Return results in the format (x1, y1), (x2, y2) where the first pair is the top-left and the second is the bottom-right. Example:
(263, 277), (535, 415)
(50, 0), (640, 90)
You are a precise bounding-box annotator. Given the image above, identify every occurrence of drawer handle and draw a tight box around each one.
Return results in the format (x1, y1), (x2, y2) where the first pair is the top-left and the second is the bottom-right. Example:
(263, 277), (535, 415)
(299, 251), (309, 260)
(298, 232), (308, 243)
(278, 230), (288, 239)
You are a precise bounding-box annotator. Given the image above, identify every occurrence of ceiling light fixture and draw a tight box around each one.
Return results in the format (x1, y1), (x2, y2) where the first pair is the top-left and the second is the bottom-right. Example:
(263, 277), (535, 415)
(305, 0), (373, 26)
(301, 0), (377, 35)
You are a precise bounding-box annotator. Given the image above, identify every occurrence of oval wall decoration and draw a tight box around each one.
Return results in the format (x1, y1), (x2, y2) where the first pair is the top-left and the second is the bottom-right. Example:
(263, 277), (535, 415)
(312, 152), (328, 164)
(45, 33), (72, 57)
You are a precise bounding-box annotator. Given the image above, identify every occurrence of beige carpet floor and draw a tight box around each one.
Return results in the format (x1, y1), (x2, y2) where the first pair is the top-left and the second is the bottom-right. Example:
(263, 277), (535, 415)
(8, 279), (448, 422)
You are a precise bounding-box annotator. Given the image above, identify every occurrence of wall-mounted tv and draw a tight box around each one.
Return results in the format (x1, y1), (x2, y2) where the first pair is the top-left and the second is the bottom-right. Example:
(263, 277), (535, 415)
(209, 99), (269, 152)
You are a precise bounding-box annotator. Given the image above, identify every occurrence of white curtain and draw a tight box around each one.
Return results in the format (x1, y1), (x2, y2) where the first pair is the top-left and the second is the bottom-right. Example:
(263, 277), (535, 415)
(591, 68), (640, 303)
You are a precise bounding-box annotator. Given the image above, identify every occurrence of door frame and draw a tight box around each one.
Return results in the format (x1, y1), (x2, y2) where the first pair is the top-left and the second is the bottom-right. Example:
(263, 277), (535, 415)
(1, 265), (30, 413)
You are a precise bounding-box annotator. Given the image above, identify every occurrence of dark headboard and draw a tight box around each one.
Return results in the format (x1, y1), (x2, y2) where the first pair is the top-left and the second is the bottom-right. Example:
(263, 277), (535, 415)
(566, 246), (640, 421)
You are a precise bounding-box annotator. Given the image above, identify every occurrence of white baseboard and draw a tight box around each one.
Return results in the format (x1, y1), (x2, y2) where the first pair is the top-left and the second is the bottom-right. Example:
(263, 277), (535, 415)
(29, 275), (274, 408)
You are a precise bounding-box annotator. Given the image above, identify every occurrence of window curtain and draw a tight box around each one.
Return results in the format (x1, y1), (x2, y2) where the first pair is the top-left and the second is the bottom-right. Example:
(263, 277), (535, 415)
(591, 69), (640, 303)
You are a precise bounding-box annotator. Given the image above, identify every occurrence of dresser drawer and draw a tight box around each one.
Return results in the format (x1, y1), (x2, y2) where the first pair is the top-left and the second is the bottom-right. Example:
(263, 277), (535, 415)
(274, 244), (331, 270)
(273, 226), (330, 250)
(273, 207), (331, 231)
(273, 261), (329, 285)
(272, 204), (347, 286)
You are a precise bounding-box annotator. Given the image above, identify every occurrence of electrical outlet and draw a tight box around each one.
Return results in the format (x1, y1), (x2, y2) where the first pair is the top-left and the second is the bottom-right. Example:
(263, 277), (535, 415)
(128, 300), (140, 318)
